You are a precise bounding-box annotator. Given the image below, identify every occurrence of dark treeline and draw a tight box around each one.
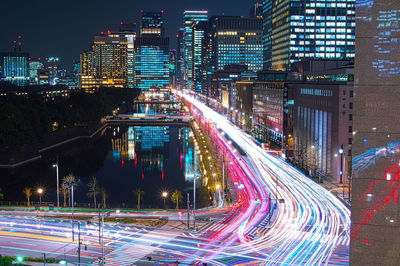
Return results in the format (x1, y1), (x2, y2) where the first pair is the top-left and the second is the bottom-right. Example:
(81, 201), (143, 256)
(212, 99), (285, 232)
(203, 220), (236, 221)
(0, 84), (139, 150)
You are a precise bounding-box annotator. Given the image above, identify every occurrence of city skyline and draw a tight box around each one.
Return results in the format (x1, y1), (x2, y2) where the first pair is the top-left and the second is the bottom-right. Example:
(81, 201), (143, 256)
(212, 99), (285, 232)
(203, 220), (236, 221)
(1, 0), (258, 68)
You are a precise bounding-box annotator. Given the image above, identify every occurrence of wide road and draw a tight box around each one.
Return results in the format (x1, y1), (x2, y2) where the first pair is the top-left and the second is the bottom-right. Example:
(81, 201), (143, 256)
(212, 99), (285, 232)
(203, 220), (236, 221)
(0, 91), (351, 265)
(170, 90), (351, 265)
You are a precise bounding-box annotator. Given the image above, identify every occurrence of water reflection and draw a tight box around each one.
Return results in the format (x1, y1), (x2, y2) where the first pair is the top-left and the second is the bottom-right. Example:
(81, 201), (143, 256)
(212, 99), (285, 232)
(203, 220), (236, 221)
(0, 125), (205, 209)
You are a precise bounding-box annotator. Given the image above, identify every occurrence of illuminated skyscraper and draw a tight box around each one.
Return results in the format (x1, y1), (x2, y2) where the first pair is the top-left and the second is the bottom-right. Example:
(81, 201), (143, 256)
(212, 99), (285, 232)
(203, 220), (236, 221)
(350, 0), (400, 264)
(169, 49), (177, 87)
(111, 23), (137, 88)
(141, 11), (164, 37)
(176, 28), (185, 89)
(135, 11), (169, 91)
(0, 52), (30, 86)
(134, 37), (170, 91)
(250, 2), (263, 18)
(182, 10), (209, 90)
(80, 33), (129, 92)
(262, 0), (355, 70)
(210, 16), (263, 72)
(29, 58), (45, 85)
(192, 21), (208, 93)
(0, 37), (29, 86)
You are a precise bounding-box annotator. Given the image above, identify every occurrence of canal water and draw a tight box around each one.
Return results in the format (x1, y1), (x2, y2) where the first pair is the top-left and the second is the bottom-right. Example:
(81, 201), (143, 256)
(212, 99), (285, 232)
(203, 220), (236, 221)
(0, 104), (208, 209)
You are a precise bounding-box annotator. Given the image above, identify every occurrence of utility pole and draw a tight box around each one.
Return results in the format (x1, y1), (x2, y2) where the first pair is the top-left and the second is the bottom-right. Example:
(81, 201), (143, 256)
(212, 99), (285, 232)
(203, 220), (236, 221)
(77, 222), (81, 265)
(43, 253), (46, 266)
(192, 146), (196, 231)
(222, 154), (225, 207)
(71, 185), (75, 241)
(98, 203), (101, 245)
(53, 160), (60, 208)
(187, 193), (190, 230)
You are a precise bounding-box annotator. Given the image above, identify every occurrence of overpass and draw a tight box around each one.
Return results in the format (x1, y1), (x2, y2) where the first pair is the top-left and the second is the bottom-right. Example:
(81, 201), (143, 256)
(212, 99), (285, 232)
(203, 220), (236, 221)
(104, 115), (192, 127)
(133, 100), (181, 105)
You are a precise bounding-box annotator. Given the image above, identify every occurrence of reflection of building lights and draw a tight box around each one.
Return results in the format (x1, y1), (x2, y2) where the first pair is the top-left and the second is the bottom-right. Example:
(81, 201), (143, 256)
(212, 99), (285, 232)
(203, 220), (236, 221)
(366, 194), (373, 202)
(386, 173), (392, 181)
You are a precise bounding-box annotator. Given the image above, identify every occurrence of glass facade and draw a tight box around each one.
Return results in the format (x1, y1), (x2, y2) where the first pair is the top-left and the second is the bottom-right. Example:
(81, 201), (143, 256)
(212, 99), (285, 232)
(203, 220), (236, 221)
(211, 17), (264, 72)
(182, 10), (208, 90)
(263, 0), (356, 70)
(141, 11), (164, 37)
(134, 40), (170, 91)
(0, 52), (30, 86)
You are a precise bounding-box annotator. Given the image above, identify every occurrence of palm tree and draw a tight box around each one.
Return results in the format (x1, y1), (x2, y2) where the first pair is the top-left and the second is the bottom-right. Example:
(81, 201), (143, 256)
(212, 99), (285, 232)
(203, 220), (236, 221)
(87, 177), (99, 208)
(171, 190), (183, 210)
(99, 187), (108, 209)
(61, 182), (69, 207)
(62, 174), (77, 207)
(134, 189), (144, 209)
(23, 187), (32, 206)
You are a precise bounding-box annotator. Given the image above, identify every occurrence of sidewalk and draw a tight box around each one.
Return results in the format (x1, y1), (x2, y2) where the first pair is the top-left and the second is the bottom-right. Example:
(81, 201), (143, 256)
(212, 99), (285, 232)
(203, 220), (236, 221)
(320, 182), (351, 207)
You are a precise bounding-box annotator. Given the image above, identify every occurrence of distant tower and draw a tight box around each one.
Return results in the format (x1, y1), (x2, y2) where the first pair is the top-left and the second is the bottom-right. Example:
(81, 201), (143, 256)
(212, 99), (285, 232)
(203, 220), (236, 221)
(249, 2), (263, 18)
(140, 11), (165, 37)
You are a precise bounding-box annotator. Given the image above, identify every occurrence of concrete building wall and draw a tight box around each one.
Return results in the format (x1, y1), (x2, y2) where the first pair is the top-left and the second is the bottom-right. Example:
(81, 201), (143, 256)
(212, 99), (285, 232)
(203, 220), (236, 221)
(350, 0), (400, 264)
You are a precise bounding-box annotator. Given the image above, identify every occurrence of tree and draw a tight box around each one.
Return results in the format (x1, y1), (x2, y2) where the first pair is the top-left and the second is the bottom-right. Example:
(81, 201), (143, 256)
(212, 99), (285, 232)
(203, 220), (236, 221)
(87, 177), (99, 208)
(99, 187), (108, 209)
(134, 189), (144, 209)
(62, 174), (77, 207)
(171, 190), (183, 210)
(61, 182), (69, 207)
(22, 187), (32, 206)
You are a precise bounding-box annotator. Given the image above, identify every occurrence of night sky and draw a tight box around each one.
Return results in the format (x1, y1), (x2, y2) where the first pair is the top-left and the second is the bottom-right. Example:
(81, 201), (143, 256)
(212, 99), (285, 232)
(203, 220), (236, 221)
(1, 0), (258, 69)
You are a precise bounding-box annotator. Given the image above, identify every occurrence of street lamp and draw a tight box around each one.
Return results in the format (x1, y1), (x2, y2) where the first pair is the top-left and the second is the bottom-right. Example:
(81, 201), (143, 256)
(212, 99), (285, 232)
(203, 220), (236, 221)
(339, 145), (344, 184)
(52, 162), (60, 207)
(37, 188), (44, 205)
(161, 191), (168, 208)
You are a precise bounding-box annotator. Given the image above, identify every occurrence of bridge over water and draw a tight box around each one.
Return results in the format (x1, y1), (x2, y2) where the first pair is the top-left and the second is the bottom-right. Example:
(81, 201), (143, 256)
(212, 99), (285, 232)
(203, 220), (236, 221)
(104, 114), (192, 127)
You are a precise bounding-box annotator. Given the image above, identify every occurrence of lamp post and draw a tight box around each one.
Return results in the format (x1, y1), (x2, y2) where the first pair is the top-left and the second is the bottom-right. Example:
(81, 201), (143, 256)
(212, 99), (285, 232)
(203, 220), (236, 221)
(52, 162), (60, 207)
(37, 188), (44, 205)
(162, 191), (168, 209)
(339, 145), (344, 184)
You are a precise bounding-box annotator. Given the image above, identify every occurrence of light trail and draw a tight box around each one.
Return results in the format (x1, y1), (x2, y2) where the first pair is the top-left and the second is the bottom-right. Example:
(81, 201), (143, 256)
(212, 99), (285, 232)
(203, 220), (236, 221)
(175, 90), (351, 265)
(0, 90), (351, 265)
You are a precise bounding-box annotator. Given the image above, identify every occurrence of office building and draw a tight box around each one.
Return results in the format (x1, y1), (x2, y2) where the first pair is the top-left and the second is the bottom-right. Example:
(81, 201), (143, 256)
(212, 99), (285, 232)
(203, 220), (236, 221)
(182, 10), (209, 90)
(80, 34), (129, 92)
(192, 21), (209, 93)
(350, 0), (400, 264)
(109, 24), (136, 88)
(169, 49), (177, 87)
(175, 28), (185, 89)
(240, 60), (353, 183)
(141, 11), (164, 37)
(209, 16), (263, 73)
(135, 11), (169, 91)
(0, 52), (30, 86)
(29, 58), (45, 85)
(134, 37), (169, 91)
(262, 0), (356, 70)
(289, 60), (353, 183)
(46, 57), (60, 85)
(250, 2), (263, 18)
(252, 71), (291, 149)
